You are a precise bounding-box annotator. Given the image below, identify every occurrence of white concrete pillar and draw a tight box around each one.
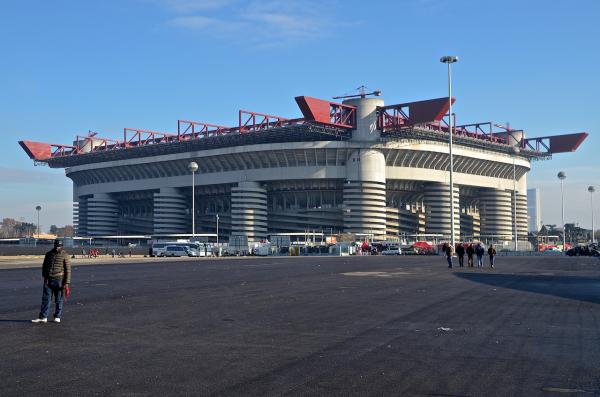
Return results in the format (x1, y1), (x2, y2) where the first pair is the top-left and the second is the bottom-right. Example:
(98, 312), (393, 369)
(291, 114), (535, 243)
(153, 188), (188, 235)
(344, 149), (387, 239)
(343, 97), (384, 142)
(87, 193), (118, 237)
(424, 183), (460, 240)
(73, 198), (88, 237)
(230, 181), (267, 243)
(479, 188), (513, 241)
(515, 192), (528, 237)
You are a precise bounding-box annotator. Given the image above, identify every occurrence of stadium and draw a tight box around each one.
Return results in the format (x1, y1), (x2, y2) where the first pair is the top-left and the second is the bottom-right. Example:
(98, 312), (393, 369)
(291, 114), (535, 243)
(19, 90), (587, 248)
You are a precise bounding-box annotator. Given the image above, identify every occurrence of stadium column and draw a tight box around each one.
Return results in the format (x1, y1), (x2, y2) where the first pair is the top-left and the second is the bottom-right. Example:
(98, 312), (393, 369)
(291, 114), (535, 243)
(479, 188), (513, 242)
(515, 192), (528, 240)
(424, 183), (460, 241)
(515, 174), (529, 244)
(153, 188), (188, 235)
(342, 96), (387, 240)
(87, 193), (118, 237)
(344, 149), (387, 240)
(230, 181), (267, 243)
(73, 198), (88, 237)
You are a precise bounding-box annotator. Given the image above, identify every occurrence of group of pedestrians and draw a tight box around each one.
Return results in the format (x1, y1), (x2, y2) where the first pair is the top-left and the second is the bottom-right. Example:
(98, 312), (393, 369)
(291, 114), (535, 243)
(443, 242), (497, 269)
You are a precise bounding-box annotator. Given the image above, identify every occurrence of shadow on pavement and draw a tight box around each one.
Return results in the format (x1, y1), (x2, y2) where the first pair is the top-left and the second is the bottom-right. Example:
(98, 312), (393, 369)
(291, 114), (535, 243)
(455, 272), (600, 304)
(0, 319), (33, 323)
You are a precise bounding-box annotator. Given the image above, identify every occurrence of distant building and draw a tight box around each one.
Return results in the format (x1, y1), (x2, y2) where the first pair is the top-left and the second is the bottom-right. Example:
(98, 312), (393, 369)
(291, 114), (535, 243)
(527, 188), (541, 233)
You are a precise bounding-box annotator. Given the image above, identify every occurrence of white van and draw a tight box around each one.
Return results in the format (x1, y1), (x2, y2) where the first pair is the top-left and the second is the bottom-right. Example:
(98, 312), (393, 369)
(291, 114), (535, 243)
(163, 245), (190, 257)
(152, 241), (206, 257)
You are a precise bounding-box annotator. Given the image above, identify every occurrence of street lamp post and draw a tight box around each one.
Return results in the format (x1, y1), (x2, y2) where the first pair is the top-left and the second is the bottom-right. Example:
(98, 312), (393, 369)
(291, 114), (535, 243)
(216, 213), (219, 247)
(188, 161), (198, 239)
(589, 186), (595, 243)
(440, 55), (459, 248)
(558, 171), (566, 251)
(511, 146), (520, 251)
(35, 205), (42, 239)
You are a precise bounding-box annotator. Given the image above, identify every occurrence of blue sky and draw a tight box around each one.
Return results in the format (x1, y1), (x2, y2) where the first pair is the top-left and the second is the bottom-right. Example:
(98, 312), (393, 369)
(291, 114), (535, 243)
(1, 0), (599, 231)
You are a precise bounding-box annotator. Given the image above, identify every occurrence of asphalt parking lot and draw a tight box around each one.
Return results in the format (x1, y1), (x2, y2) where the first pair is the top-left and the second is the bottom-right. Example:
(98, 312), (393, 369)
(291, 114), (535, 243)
(1, 255), (599, 396)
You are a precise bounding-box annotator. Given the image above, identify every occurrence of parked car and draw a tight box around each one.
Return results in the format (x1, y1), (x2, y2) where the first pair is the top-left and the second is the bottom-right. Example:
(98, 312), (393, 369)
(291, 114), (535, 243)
(163, 245), (191, 257)
(381, 247), (402, 255)
(151, 243), (168, 257)
(566, 245), (600, 257)
(402, 247), (419, 255)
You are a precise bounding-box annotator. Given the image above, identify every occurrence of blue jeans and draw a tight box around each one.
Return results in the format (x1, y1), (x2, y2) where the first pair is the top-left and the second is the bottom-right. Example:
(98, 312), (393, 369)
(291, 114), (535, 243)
(489, 255), (495, 267)
(39, 278), (64, 319)
(446, 255), (453, 268)
(476, 255), (483, 267)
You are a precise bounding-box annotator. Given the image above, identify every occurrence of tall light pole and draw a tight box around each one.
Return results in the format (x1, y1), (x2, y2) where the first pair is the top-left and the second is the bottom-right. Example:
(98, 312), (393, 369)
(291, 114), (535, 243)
(558, 171), (566, 251)
(511, 146), (520, 251)
(188, 161), (198, 239)
(589, 186), (595, 243)
(35, 205), (42, 239)
(440, 55), (458, 247)
(216, 213), (219, 247)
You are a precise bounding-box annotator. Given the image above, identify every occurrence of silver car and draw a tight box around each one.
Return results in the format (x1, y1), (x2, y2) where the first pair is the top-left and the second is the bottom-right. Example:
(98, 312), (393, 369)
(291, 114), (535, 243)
(163, 245), (189, 257)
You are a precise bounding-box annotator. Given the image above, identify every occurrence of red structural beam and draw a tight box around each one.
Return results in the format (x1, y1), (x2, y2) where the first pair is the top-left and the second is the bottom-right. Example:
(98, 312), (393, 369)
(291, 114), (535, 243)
(452, 122), (510, 144)
(177, 120), (230, 139)
(523, 132), (588, 154)
(18, 96), (590, 161)
(123, 128), (177, 148)
(19, 140), (81, 160)
(377, 97), (454, 131)
(295, 96), (356, 129)
(238, 110), (296, 133)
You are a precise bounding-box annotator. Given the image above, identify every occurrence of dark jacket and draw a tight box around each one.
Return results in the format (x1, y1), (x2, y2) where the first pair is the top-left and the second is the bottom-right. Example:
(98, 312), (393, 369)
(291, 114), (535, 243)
(456, 245), (465, 256)
(475, 245), (485, 256)
(466, 245), (475, 256)
(42, 248), (71, 284)
(488, 247), (497, 256)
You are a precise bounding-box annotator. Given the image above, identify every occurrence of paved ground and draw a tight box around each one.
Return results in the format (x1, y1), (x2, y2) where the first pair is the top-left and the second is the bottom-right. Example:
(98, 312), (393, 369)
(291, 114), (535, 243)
(1, 255), (599, 397)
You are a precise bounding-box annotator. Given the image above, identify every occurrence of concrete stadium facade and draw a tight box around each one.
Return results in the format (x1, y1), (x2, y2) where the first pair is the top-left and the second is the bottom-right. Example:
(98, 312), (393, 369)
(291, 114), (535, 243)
(57, 96), (534, 244)
(25, 89), (591, 247)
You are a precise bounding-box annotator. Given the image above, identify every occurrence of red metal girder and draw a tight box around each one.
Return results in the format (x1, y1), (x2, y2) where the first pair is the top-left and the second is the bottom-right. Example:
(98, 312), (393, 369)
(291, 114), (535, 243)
(177, 120), (230, 139)
(523, 132), (588, 154)
(19, 141), (53, 160)
(377, 97), (455, 131)
(238, 110), (292, 133)
(295, 96), (356, 128)
(19, 140), (81, 160)
(123, 128), (177, 147)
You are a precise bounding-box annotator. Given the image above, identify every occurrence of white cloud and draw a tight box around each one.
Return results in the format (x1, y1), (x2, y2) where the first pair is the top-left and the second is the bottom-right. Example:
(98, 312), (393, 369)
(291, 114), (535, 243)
(168, 15), (220, 29)
(159, 0), (235, 13)
(163, 0), (341, 47)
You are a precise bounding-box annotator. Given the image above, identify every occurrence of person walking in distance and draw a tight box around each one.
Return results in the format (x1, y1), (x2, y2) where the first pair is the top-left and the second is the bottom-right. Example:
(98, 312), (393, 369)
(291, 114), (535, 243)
(445, 242), (455, 269)
(32, 240), (71, 324)
(475, 243), (485, 268)
(488, 244), (497, 269)
(456, 243), (465, 268)
(466, 243), (475, 267)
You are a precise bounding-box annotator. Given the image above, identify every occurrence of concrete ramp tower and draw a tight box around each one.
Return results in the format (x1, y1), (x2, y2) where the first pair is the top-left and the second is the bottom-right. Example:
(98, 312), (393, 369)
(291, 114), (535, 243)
(343, 97), (387, 240)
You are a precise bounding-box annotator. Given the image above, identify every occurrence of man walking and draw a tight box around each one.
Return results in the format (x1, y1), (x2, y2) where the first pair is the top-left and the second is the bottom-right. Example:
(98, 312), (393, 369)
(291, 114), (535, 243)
(445, 242), (454, 269)
(488, 244), (497, 269)
(475, 243), (485, 268)
(466, 243), (475, 267)
(32, 240), (71, 324)
(456, 243), (465, 267)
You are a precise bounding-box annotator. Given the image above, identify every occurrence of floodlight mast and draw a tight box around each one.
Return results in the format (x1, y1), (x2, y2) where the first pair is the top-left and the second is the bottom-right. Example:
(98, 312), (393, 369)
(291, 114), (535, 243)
(440, 55), (459, 248)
